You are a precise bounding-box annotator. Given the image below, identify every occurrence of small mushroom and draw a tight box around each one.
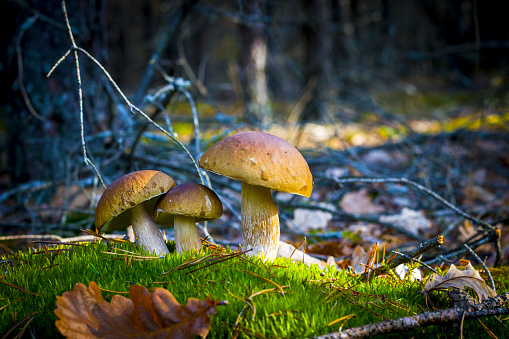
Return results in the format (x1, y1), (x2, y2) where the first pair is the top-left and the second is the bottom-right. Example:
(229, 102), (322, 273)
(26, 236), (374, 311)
(199, 131), (313, 260)
(95, 170), (176, 255)
(153, 183), (222, 254)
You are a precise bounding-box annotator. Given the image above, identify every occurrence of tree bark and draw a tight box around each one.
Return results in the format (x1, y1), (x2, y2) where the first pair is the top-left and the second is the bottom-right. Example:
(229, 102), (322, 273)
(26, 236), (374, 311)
(302, 0), (333, 121)
(239, 0), (270, 126)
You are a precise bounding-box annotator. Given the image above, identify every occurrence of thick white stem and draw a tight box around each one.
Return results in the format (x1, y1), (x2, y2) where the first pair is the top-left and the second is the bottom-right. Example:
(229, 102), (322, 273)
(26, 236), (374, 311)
(130, 203), (169, 256)
(174, 215), (202, 254)
(241, 182), (279, 260)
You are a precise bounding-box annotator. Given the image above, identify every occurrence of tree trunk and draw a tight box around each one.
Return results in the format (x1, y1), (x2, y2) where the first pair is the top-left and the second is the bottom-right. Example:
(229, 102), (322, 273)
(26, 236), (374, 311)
(239, 0), (270, 126)
(302, 0), (333, 121)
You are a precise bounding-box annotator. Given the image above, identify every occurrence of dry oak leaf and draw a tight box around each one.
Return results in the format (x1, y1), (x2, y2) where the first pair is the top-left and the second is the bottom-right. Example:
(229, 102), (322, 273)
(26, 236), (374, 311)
(55, 281), (219, 339)
(423, 263), (496, 302)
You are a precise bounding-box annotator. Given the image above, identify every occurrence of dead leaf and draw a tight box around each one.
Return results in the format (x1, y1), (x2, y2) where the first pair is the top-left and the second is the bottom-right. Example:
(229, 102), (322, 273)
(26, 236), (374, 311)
(362, 149), (409, 169)
(379, 208), (431, 236)
(423, 263), (496, 302)
(340, 189), (384, 215)
(350, 245), (369, 274)
(307, 238), (354, 258)
(55, 281), (219, 338)
(292, 205), (333, 232)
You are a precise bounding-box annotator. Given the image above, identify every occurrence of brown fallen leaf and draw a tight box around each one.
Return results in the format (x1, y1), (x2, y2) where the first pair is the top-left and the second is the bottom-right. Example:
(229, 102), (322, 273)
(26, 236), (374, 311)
(339, 189), (384, 215)
(55, 281), (219, 338)
(423, 263), (496, 302)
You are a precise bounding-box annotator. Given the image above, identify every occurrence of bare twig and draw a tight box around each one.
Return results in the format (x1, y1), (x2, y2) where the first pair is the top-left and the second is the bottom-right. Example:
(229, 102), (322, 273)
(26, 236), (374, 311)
(16, 13), (45, 122)
(387, 235), (444, 270)
(323, 176), (496, 233)
(47, 1), (106, 188)
(76, 46), (204, 184)
(391, 251), (437, 273)
(427, 233), (497, 265)
(313, 292), (509, 339)
(47, 1), (203, 185)
(0, 177), (96, 203)
(134, 0), (197, 105)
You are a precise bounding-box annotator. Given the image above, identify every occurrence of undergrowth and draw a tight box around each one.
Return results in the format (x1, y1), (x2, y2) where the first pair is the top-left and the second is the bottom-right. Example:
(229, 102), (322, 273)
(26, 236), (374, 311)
(0, 241), (507, 338)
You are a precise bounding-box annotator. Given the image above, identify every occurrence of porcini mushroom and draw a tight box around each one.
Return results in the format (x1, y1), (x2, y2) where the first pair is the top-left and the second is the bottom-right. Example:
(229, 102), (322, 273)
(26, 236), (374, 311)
(199, 131), (312, 260)
(95, 170), (176, 256)
(153, 183), (222, 254)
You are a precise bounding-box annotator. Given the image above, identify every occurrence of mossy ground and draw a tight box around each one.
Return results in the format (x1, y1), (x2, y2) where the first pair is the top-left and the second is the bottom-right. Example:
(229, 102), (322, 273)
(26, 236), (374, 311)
(1, 241), (508, 338)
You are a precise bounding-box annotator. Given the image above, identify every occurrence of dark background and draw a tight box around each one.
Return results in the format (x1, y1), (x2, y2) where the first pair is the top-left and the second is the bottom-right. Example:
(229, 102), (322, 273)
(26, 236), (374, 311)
(0, 0), (508, 242)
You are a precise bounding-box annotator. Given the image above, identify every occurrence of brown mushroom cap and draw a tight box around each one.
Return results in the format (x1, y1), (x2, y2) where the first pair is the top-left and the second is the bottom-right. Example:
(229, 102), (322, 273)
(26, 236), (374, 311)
(95, 170), (176, 232)
(199, 131), (313, 197)
(153, 183), (222, 226)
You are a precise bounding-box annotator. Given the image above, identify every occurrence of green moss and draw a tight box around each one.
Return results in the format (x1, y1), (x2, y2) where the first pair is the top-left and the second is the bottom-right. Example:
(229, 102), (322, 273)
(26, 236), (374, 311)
(0, 242), (507, 338)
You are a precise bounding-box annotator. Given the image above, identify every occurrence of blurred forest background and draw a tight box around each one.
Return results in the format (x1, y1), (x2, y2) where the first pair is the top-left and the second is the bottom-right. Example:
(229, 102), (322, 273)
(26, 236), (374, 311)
(0, 0), (508, 265)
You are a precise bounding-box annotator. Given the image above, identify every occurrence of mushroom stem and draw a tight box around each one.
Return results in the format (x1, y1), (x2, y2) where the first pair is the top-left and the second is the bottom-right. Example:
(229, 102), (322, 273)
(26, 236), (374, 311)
(174, 215), (202, 254)
(130, 203), (169, 256)
(241, 181), (279, 260)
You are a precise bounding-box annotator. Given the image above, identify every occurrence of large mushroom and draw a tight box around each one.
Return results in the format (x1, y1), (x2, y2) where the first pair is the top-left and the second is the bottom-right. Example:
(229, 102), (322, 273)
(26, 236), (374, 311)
(95, 170), (175, 256)
(153, 183), (222, 254)
(199, 131), (312, 260)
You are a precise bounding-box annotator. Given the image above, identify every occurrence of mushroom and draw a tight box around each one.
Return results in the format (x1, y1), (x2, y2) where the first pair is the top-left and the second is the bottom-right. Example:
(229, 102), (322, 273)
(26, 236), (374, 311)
(153, 183), (222, 254)
(95, 170), (176, 256)
(199, 131), (312, 260)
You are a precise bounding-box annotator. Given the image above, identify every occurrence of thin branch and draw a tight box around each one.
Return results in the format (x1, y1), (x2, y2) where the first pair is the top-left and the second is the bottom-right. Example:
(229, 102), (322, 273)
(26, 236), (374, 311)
(0, 177), (96, 203)
(313, 292), (509, 339)
(391, 251), (437, 273)
(16, 13), (45, 122)
(75, 46), (204, 184)
(427, 234), (496, 265)
(323, 176), (496, 232)
(46, 1), (106, 189)
(133, 0), (197, 105)
(47, 1), (203, 185)
(387, 235), (444, 270)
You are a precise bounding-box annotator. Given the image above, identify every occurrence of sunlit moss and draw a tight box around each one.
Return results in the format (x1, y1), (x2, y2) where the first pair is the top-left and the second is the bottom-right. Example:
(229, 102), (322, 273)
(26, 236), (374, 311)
(1, 242), (507, 338)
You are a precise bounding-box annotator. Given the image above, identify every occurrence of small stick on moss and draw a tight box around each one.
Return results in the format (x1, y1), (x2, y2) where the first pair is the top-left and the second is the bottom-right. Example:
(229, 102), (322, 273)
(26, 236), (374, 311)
(249, 286), (289, 299)
(0, 296), (24, 312)
(241, 269), (285, 295)
(80, 229), (129, 245)
(1, 312), (37, 339)
(225, 287), (256, 320)
(289, 238), (306, 260)
(313, 292), (509, 339)
(236, 251), (274, 277)
(464, 244), (496, 294)
(0, 281), (40, 297)
(161, 249), (199, 275)
(102, 251), (163, 260)
(29, 240), (84, 247)
(344, 296), (389, 321)
(185, 252), (248, 274)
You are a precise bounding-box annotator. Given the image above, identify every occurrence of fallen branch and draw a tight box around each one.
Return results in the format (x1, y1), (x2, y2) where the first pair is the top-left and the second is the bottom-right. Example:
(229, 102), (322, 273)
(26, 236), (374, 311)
(313, 292), (509, 339)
